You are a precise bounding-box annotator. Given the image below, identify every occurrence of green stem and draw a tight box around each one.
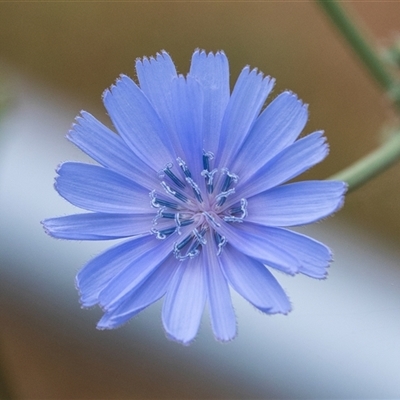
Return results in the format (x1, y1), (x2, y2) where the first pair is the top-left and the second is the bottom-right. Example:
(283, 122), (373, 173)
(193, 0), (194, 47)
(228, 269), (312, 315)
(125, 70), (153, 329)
(329, 132), (400, 193)
(317, 0), (400, 107)
(317, 1), (400, 191)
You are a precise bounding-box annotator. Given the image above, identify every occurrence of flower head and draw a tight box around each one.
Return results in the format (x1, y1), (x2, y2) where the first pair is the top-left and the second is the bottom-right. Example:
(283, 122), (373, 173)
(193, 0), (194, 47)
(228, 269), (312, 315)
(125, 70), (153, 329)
(43, 50), (346, 344)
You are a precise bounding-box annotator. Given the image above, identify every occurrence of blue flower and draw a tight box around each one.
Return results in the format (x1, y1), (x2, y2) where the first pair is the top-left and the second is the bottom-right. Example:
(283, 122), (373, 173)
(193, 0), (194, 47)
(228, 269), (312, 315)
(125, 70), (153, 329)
(43, 50), (346, 344)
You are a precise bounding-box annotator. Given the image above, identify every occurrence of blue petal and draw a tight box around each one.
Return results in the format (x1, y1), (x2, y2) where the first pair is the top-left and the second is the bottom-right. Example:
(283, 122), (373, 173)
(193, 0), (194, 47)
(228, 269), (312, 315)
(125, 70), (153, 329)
(76, 235), (156, 307)
(232, 92), (308, 181)
(42, 213), (154, 240)
(220, 245), (291, 314)
(246, 181), (346, 227)
(271, 227), (333, 279)
(162, 253), (207, 345)
(55, 162), (151, 214)
(96, 254), (179, 329)
(135, 51), (177, 132)
(245, 225), (332, 279)
(168, 75), (204, 178)
(98, 233), (178, 310)
(214, 217), (300, 275)
(189, 50), (230, 153)
(103, 75), (176, 169)
(68, 111), (159, 190)
(217, 67), (275, 167)
(203, 232), (236, 342)
(238, 131), (329, 198)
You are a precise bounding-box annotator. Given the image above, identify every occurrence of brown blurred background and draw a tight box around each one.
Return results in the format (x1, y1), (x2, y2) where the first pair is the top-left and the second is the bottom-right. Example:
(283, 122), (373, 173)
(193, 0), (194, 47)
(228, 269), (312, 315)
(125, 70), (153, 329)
(1, 1), (400, 399)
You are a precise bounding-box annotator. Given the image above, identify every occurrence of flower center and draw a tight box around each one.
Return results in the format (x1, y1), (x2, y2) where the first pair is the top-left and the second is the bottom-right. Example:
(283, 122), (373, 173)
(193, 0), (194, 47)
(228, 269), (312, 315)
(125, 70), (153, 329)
(150, 151), (248, 260)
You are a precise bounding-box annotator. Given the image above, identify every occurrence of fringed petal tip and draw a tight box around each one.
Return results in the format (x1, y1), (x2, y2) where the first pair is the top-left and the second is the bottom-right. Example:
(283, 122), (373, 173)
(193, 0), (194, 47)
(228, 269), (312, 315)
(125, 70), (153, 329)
(328, 180), (348, 214)
(77, 293), (97, 310)
(213, 332), (238, 344)
(136, 49), (171, 66)
(166, 320), (237, 344)
(66, 110), (91, 136)
(41, 219), (62, 240)
(96, 311), (134, 330)
(80, 303), (96, 311)
(335, 192), (346, 214)
(54, 161), (63, 175)
(192, 48), (227, 59)
(40, 217), (68, 240)
(259, 305), (292, 316)
(299, 250), (332, 280)
(239, 65), (275, 88)
(263, 296), (292, 316)
(164, 331), (196, 346)
(211, 309), (238, 343)
(279, 90), (308, 106)
(75, 274), (99, 310)
(340, 180), (349, 196)
(101, 74), (129, 100)
(40, 218), (49, 231)
(96, 319), (114, 331)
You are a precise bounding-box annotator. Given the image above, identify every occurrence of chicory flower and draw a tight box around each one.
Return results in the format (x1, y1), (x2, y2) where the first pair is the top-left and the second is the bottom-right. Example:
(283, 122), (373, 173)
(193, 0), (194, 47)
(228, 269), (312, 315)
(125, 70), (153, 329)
(43, 50), (346, 344)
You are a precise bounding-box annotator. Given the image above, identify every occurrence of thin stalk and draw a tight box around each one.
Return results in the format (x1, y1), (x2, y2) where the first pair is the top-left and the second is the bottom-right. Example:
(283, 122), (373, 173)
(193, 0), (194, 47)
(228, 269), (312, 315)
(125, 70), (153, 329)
(329, 133), (400, 193)
(317, 0), (400, 107)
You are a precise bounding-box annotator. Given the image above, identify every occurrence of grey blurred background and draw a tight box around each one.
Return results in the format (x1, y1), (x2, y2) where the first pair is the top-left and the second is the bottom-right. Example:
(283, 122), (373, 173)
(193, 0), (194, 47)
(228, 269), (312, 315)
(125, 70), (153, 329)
(0, 2), (400, 399)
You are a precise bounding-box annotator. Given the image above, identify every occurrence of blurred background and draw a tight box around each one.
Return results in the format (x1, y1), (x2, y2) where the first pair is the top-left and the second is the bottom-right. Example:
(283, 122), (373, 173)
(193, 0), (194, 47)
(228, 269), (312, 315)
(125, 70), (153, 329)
(0, 1), (400, 399)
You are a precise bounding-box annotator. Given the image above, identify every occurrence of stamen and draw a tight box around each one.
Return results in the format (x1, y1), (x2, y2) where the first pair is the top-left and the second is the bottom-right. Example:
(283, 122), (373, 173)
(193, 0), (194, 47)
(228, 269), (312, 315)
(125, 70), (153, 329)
(193, 227), (207, 245)
(220, 168), (239, 192)
(161, 181), (189, 203)
(177, 157), (192, 178)
(202, 150), (214, 171)
(201, 168), (218, 194)
(153, 207), (168, 224)
(173, 227), (207, 260)
(150, 190), (179, 209)
(223, 216), (244, 223)
(186, 177), (203, 203)
(239, 198), (248, 218)
(174, 233), (194, 252)
(185, 234), (204, 258)
(151, 226), (176, 239)
(174, 212), (182, 235)
(175, 211), (195, 227)
(215, 188), (236, 207)
(174, 212), (194, 234)
(224, 198), (248, 222)
(179, 218), (195, 226)
(153, 207), (164, 224)
(161, 212), (176, 219)
(203, 211), (221, 228)
(159, 163), (186, 189)
(152, 155), (244, 259)
(174, 238), (200, 260)
(214, 231), (227, 256)
(184, 245), (200, 259)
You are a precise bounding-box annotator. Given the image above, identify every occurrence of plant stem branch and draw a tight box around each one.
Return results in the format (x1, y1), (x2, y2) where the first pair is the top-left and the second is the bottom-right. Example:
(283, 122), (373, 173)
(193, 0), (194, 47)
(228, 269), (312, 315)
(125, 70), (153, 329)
(317, 1), (400, 191)
(329, 133), (400, 193)
(317, 0), (400, 106)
